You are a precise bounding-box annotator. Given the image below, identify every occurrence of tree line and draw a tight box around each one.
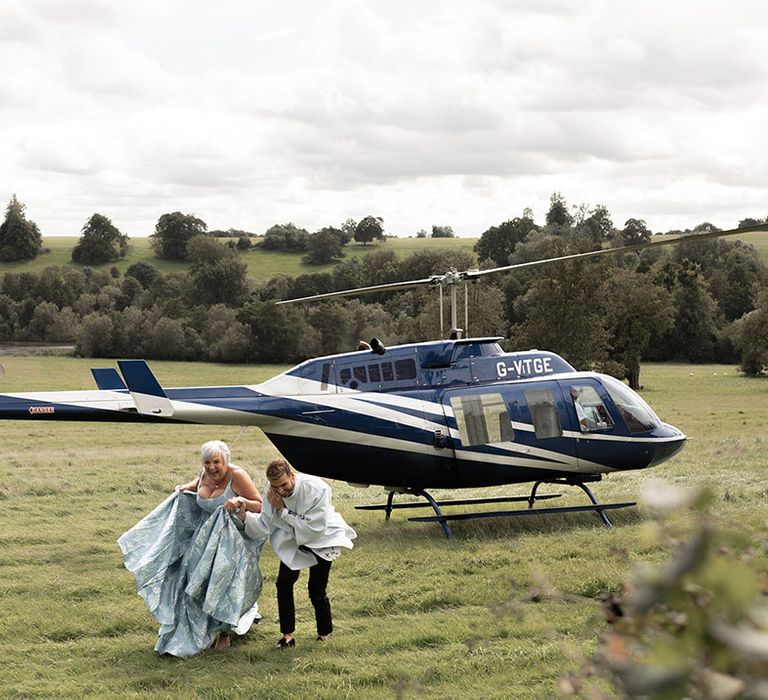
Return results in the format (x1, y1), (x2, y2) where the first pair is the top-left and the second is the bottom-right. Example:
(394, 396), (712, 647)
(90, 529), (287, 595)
(0, 197), (391, 267)
(1, 193), (767, 383)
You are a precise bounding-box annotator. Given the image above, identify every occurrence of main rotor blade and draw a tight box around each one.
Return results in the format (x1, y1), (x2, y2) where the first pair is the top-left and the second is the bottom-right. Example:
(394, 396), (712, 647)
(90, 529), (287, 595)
(274, 275), (441, 305)
(465, 223), (768, 281)
(274, 222), (768, 305)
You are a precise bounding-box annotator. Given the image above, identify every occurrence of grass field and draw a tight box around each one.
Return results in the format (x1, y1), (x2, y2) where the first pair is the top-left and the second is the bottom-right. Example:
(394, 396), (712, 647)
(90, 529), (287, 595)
(0, 357), (766, 698)
(0, 236), (478, 280)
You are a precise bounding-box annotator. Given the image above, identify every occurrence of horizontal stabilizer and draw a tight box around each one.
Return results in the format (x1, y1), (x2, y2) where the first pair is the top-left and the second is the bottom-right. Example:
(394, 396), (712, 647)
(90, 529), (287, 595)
(117, 360), (174, 417)
(91, 368), (127, 391)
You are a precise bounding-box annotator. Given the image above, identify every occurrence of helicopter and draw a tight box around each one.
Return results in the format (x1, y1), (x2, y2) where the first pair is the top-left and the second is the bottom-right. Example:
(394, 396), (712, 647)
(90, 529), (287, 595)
(0, 223), (765, 537)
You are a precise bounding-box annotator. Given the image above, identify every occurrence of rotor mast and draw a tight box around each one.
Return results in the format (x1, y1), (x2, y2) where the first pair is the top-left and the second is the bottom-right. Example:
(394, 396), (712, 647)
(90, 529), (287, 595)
(438, 268), (477, 340)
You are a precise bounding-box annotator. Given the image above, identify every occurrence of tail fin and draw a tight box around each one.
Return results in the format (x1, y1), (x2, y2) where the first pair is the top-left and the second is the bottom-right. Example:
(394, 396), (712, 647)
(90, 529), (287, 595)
(117, 360), (174, 417)
(91, 368), (127, 391)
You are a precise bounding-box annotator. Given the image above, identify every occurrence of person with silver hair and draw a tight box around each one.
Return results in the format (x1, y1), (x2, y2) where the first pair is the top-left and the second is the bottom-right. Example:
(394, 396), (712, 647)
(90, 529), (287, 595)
(177, 440), (262, 517)
(119, 440), (265, 657)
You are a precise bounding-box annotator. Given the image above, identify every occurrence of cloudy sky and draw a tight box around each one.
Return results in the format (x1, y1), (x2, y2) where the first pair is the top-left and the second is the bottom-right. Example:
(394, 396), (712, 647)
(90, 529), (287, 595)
(2, 0), (767, 238)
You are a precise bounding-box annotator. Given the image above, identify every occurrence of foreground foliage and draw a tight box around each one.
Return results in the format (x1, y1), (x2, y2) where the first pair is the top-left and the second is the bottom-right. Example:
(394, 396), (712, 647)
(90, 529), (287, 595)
(561, 492), (768, 699)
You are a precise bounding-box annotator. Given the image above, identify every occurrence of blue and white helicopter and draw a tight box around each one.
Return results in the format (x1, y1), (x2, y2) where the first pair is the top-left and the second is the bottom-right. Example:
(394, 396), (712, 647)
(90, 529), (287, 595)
(0, 224), (764, 537)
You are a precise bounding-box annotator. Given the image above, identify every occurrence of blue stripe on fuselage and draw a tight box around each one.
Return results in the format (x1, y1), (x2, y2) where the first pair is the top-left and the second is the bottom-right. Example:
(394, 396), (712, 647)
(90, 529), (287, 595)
(267, 432), (578, 489)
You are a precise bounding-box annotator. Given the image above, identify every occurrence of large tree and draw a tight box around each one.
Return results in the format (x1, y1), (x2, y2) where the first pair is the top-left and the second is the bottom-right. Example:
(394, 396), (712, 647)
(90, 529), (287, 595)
(0, 195), (43, 262)
(238, 301), (317, 363)
(431, 225), (455, 238)
(582, 204), (615, 244)
(707, 243), (767, 321)
(738, 216), (766, 228)
(302, 229), (345, 265)
(150, 212), (207, 261)
(508, 261), (609, 370)
(661, 260), (719, 362)
(545, 192), (573, 228)
(731, 289), (768, 376)
(475, 216), (538, 266)
(603, 269), (674, 389)
(72, 213), (128, 265)
(261, 223), (309, 252)
(618, 218), (652, 246)
(186, 235), (248, 306)
(125, 260), (161, 289)
(339, 219), (357, 244)
(354, 216), (384, 245)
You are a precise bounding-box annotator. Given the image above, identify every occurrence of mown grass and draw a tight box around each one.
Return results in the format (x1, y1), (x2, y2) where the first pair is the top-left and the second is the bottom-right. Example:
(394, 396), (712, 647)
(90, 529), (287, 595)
(0, 357), (766, 698)
(0, 236), (478, 280)
(735, 229), (768, 260)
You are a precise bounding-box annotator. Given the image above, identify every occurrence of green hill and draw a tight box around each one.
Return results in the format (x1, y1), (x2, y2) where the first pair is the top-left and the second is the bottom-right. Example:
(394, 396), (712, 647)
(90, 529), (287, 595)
(0, 236), (479, 280)
(729, 229), (768, 260)
(2, 231), (766, 281)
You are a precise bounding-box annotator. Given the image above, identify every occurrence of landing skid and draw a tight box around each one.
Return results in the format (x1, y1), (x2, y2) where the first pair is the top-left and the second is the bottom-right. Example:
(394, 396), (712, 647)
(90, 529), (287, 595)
(355, 478), (636, 539)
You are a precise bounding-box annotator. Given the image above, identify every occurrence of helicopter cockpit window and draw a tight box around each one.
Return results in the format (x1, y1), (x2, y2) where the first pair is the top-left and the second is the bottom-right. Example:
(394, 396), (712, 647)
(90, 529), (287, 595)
(395, 359), (417, 381)
(603, 377), (661, 434)
(570, 385), (614, 432)
(449, 393), (514, 446)
(524, 388), (562, 439)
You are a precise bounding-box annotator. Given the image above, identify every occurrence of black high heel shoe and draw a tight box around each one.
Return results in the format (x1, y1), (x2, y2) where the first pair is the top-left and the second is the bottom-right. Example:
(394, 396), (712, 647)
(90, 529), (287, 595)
(277, 636), (295, 649)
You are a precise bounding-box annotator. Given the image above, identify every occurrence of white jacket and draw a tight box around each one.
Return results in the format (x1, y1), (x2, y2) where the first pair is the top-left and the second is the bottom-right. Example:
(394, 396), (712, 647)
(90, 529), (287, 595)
(244, 472), (356, 570)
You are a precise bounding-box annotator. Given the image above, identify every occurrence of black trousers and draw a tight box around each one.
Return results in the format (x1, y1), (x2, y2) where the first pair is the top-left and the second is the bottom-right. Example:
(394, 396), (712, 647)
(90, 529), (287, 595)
(276, 556), (333, 636)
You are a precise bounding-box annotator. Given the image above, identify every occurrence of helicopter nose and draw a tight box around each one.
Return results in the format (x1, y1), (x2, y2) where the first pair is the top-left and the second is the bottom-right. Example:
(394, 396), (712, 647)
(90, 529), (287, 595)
(647, 423), (687, 467)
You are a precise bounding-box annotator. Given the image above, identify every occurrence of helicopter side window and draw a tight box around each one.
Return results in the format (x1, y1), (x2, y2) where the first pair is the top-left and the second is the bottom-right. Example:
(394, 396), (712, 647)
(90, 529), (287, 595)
(395, 359), (417, 381)
(569, 385), (614, 432)
(381, 362), (394, 382)
(524, 388), (562, 439)
(354, 366), (368, 384)
(452, 344), (478, 361)
(449, 393), (514, 446)
(368, 364), (381, 382)
(339, 368), (351, 385)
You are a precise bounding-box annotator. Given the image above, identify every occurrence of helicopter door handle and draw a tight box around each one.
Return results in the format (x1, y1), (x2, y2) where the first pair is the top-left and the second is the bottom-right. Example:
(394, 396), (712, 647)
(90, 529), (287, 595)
(433, 429), (449, 449)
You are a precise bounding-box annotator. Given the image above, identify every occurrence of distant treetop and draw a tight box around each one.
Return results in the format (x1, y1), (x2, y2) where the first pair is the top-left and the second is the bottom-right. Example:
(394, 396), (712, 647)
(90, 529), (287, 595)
(0, 194), (43, 262)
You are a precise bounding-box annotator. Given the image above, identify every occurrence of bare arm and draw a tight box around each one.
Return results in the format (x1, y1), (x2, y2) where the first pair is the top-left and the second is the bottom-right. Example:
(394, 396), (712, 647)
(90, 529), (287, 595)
(229, 468), (263, 514)
(176, 475), (199, 492)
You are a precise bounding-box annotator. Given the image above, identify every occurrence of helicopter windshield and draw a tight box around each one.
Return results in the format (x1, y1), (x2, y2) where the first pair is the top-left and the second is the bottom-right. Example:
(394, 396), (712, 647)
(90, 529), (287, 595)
(602, 376), (662, 433)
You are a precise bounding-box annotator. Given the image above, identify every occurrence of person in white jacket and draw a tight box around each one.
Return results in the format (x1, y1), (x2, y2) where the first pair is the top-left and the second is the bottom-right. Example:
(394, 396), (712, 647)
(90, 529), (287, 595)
(225, 459), (356, 649)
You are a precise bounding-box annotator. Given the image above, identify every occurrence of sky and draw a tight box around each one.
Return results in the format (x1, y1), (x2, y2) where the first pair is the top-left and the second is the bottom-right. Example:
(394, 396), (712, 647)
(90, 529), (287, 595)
(2, 0), (768, 238)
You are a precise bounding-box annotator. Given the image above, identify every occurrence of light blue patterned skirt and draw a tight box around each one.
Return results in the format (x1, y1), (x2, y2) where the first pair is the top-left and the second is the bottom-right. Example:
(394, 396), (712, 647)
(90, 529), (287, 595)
(118, 492), (265, 658)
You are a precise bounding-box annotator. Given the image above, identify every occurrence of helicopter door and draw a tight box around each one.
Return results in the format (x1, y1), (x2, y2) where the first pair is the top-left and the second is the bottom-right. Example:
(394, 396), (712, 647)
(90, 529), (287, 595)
(442, 387), (520, 486)
(558, 378), (619, 471)
(505, 381), (578, 474)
